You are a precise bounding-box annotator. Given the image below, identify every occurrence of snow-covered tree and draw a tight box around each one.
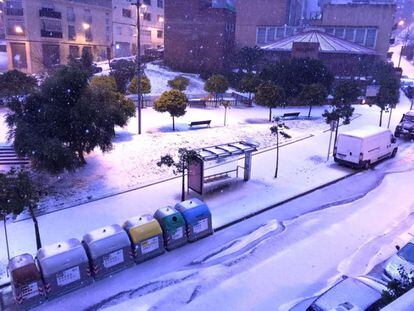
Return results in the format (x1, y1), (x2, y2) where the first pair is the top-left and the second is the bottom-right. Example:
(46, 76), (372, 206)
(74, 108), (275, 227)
(299, 83), (328, 118)
(237, 73), (262, 101)
(128, 75), (151, 95)
(168, 75), (190, 91)
(0, 70), (37, 102)
(154, 90), (188, 131)
(204, 74), (229, 106)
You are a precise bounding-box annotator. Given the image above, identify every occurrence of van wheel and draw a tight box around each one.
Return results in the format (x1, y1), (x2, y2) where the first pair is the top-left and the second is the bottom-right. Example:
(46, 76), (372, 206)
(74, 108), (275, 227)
(391, 148), (398, 158)
(363, 161), (371, 170)
(394, 131), (400, 138)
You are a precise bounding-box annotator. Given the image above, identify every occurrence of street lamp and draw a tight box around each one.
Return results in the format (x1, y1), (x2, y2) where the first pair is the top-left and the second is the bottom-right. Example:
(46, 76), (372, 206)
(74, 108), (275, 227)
(82, 22), (90, 30)
(132, 1), (148, 135)
(14, 25), (23, 34)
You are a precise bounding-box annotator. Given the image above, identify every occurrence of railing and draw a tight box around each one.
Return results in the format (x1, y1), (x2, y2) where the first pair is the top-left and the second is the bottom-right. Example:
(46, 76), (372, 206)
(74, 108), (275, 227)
(6, 7), (23, 16)
(41, 30), (63, 38)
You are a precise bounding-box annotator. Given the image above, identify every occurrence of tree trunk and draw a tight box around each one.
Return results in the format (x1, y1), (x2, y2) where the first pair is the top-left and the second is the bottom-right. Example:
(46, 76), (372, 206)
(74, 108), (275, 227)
(387, 107), (393, 129)
(308, 105), (312, 118)
(411, 98), (413, 110)
(172, 116), (175, 131)
(224, 107), (227, 126)
(334, 118), (340, 147)
(269, 108), (272, 122)
(379, 109), (383, 127)
(275, 131), (279, 178)
(29, 205), (42, 250)
(78, 150), (86, 165)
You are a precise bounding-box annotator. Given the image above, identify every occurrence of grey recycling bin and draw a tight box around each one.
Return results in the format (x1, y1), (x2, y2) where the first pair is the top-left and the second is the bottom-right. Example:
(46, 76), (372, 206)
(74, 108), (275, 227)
(36, 238), (93, 298)
(82, 224), (135, 280)
(175, 198), (213, 242)
(123, 214), (165, 263)
(154, 206), (188, 251)
(9, 254), (46, 310)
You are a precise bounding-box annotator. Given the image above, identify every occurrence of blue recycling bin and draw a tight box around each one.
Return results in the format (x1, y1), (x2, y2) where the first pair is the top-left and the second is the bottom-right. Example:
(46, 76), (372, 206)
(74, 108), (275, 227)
(175, 198), (213, 242)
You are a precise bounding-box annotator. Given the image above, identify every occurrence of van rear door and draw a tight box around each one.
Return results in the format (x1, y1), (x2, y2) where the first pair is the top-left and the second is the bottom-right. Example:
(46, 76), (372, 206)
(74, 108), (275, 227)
(336, 135), (362, 164)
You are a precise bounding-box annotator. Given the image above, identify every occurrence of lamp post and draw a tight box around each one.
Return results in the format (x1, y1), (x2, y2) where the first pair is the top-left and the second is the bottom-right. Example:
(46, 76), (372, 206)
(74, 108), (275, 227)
(133, 1), (146, 135)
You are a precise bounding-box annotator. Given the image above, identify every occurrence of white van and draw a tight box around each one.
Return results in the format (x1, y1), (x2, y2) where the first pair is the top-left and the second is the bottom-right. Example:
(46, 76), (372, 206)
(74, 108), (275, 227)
(334, 126), (398, 169)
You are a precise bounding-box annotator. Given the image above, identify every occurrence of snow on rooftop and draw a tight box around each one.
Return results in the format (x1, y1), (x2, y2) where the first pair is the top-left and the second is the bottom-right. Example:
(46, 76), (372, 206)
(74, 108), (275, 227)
(261, 30), (379, 55)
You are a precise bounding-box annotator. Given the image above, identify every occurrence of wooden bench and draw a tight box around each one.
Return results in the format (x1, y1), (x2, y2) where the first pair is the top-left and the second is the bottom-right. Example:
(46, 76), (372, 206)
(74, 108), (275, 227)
(281, 112), (300, 119)
(189, 120), (211, 128)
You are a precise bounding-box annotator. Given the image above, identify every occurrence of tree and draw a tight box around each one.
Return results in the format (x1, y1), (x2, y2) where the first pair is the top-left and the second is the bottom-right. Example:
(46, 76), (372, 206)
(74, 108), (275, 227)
(0, 70), (37, 102)
(204, 74), (229, 106)
(128, 75), (151, 95)
(90, 75), (117, 93)
(234, 46), (265, 73)
(168, 75), (190, 91)
(154, 90), (188, 131)
(299, 83), (328, 118)
(237, 73), (262, 101)
(110, 59), (136, 93)
(372, 62), (400, 126)
(7, 64), (135, 173)
(270, 121), (290, 178)
(259, 58), (334, 100)
(406, 86), (414, 110)
(255, 82), (286, 122)
(0, 168), (42, 250)
(157, 148), (198, 201)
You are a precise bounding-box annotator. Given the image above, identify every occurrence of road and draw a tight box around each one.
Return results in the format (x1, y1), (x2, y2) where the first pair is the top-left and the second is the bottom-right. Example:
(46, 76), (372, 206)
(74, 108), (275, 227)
(1, 139), (411, 310)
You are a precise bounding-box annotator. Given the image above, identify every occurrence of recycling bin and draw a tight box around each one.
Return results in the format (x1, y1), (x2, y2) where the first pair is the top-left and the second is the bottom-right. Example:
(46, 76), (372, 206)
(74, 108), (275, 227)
(36, 238), (93, 298)
(9, 254), (45, 310)
(123, 214), (165, 263)
(154, 206), (188, 251)
(82, 224), (135, 280)
(175, 198), (213, 242)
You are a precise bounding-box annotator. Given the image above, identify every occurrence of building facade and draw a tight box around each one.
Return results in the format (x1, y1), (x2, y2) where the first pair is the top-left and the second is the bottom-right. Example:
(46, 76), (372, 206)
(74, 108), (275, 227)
(112, 0), (164, 59)
(2, 0), (112, 74)
(237, 0), (396, 60)
(0, 1), (7, 71)
(164, 0), (236, 74)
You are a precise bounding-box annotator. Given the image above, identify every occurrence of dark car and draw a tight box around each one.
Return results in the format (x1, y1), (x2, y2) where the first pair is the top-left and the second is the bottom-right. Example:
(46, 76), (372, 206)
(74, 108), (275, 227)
(395, 111), (414, 138)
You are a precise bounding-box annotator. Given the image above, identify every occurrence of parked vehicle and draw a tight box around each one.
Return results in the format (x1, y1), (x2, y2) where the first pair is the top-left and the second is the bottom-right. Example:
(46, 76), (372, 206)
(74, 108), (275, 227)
(383, 239), (414, 282)
(395, 111), (414, 139)
(306, 276), (387, 311)
(400, 78), (414, 95)
(334, 126), (398, 169)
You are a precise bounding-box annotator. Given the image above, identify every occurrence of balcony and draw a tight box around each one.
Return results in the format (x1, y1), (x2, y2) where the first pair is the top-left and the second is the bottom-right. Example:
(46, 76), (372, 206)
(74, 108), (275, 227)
(39, 8), (62, 19)
(41, 30), (63, 38)
(5, 8), (24, 16)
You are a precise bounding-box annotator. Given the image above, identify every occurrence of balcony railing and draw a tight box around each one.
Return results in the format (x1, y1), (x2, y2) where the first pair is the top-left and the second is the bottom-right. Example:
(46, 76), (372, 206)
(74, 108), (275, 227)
(6, 8), (24, 16)
(41, 30), (63, 38)
(39, 8), (62, 19)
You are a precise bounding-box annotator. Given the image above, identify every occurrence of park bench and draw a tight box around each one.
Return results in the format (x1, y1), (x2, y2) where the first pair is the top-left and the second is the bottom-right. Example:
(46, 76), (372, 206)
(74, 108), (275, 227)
(281, 112), (300, 120)
(189, 120), (211, 128)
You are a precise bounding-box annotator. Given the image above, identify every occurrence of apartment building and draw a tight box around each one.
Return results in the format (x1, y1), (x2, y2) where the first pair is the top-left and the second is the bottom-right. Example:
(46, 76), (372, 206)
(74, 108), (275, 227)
(165, 0), (236, 74)
(0, 1), (7, 71)
(112, 0), (164, 58)
(3, 0), (112, 74)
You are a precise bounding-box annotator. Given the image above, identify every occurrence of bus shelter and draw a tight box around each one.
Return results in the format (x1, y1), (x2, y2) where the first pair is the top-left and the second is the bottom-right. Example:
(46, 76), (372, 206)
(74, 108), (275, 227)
(188, 141), (257, 196)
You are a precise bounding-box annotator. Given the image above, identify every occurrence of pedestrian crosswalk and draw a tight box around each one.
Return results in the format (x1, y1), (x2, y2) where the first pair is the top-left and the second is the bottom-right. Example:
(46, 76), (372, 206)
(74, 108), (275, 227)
(0, 145), (30, 171)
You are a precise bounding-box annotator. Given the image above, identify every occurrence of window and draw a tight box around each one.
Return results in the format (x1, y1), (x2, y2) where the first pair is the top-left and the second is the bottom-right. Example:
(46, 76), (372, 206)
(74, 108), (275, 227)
(325, 28), (334, 35)
(365, 28), (377, 48)
(141, 30), (151, 37)
(41, 19), (62, 38)
(67, 7), (75, 22)
(6, 21), (25, 36)
(143, 0), (151, 5)
(355, 28), (365, 45)
(0, 45), (6, 53)
(345, 28), (355, 42)
(276, 27), (284, 38)
(267, 28), (275, 42)
(41, 1), (54, 10)
(69, 45), (80, 58)
(143, 13), (151, 21)
(122, 8), (131, 18)
(84, 9), (92, 23)
(85, 27), (93, 42)
(157, 30), (163, 38)
(334, 28), (345, 38)
(257, 27), (266, 44)
(11, 42), (27, 68)
(5, 1), (23, 16)
(157, 0), (163, 8)
(83, 46), (92, 59)
(68, 25), (76, 40)
(42, 44), (60, 68)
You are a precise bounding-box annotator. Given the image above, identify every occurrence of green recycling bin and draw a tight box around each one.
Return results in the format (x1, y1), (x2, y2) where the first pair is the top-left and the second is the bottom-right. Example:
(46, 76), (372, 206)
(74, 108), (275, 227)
(154, 206), (188, 251)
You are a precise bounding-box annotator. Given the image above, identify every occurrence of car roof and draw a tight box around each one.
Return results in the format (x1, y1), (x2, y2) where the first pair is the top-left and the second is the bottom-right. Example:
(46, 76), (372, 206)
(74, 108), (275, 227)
(312, 277), (383, 310)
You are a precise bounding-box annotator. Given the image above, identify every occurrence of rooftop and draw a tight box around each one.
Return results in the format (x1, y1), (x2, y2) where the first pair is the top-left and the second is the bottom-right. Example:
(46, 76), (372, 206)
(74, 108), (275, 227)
(261, 30), (379, 55)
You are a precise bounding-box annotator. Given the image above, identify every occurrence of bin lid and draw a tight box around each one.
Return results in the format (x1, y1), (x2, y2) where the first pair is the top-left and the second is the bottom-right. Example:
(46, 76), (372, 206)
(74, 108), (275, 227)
(175, 198), (211, 223)
(154, 206), (186, 229)
(37, 238), (88, 277)
(123, 214), (163, 244)
(83, 224), (131, 259)
(9, 254), (42, 286)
